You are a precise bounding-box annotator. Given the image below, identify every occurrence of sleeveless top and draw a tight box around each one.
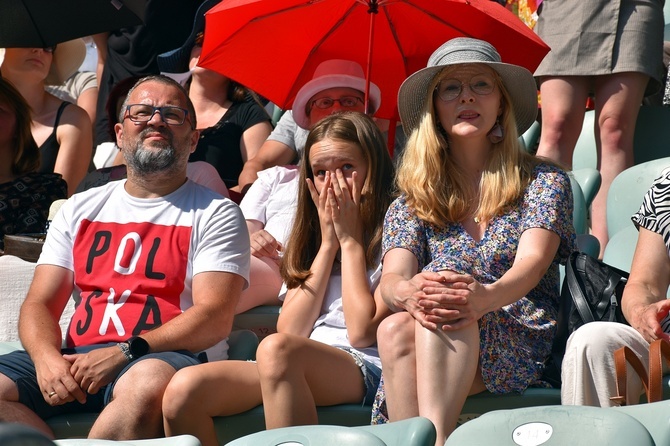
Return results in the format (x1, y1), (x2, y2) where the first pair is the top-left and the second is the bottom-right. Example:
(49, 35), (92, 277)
(188, 96), (271, 189)
(37, 101), (71, 174)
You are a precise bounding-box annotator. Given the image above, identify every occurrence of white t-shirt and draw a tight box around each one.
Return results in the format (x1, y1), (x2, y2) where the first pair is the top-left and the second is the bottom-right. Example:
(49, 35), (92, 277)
(266, 111), (308, 162)
(239, 165), (299, 246)
(279, 264), (382, 368)
(39, 179), (250, 361)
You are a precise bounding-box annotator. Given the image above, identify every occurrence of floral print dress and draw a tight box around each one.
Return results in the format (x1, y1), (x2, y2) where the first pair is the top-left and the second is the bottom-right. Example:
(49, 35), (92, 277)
(371, 163), (576, 423)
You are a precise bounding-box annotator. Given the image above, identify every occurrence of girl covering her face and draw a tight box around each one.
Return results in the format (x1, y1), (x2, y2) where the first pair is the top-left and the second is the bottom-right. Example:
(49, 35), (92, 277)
(162, 111), (396, 446)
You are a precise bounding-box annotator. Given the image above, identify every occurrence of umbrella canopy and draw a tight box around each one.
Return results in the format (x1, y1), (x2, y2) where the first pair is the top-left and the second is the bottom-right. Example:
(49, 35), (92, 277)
(0, 0), (147, 48)
(198, 0), (550, 120)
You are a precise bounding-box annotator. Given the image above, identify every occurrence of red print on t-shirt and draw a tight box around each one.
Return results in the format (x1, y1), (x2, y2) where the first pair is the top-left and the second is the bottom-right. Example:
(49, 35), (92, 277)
(66, 220), (192, 347)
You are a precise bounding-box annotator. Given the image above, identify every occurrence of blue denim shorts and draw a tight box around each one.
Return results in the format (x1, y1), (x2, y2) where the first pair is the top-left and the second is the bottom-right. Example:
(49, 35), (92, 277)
(0, 343), (200, 419)
(340, 348), (382, 406)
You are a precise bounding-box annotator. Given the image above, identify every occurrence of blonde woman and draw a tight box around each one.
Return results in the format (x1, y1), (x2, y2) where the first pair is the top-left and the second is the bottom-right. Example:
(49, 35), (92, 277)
(373, 38), (576, 444)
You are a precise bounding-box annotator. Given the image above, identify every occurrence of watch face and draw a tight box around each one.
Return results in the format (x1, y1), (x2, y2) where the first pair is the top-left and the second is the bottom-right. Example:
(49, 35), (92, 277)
(129, 336), (150, 357)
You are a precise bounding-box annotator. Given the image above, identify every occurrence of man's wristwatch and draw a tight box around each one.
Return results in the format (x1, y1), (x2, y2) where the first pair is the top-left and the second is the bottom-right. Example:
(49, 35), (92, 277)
(117, 336), (150, 362)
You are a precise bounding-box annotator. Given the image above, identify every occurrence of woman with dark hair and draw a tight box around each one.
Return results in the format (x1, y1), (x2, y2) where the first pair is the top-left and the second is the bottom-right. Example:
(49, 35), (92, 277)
(0, 41), (92, 196)
(0, 78), (67, 251)
(157, 0), (273, 191)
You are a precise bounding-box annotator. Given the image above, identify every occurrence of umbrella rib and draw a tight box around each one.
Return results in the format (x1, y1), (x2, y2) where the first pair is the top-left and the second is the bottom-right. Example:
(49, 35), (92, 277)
(21, 3), (48, 47)
(394, 0), (474, 35)
(302, 3), (359, 62)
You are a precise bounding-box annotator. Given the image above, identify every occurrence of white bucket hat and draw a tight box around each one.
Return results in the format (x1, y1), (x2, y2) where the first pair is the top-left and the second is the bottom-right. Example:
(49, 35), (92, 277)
(0, 39), (86, 86)
(398, 37), (538, 137)
(292, 59), (382, 130)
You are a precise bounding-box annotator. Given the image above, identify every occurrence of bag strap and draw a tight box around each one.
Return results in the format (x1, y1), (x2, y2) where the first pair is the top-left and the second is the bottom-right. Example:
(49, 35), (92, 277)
(566, 254), (597, 324)
(611, 345), (649, 406)
(648, 339), (670, 403)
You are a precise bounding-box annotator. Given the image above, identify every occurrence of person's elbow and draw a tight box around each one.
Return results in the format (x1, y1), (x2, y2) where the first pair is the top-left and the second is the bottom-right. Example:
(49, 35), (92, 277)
(347, 325), (377, 349)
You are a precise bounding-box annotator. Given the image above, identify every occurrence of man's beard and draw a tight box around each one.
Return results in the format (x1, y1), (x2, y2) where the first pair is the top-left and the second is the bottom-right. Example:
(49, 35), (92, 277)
(124, 129), (183, 175)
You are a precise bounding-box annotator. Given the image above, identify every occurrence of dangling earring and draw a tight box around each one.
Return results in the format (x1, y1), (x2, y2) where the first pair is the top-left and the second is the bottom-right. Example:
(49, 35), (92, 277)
(487, 118), (503, 144)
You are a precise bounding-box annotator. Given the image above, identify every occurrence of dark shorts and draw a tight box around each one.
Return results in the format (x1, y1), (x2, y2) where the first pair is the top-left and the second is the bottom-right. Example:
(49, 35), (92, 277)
(0, 343), (200, 420)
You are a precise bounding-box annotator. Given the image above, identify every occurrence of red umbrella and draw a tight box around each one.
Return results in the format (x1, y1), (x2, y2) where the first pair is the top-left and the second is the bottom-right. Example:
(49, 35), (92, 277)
(198, 0), (549, 121)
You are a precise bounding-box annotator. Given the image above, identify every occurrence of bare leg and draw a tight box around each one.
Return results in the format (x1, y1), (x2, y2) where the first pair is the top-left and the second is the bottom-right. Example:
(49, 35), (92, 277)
(235, 256), (282, 314)
(591, 72), (648, 257)
(415, 321), (485, 446)
(88, 359), (174, 439)
(0, 374), (54, 438)
(256, 333), (365, 428)
(163, 361), (262, 446)
(536, 76), (591, 169)
(376, 312), (419, 421)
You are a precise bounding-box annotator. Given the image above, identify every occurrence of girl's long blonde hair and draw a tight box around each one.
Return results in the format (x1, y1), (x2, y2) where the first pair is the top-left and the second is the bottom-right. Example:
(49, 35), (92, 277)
(396, 67), (541, 226)
(280, 112), (395, 289)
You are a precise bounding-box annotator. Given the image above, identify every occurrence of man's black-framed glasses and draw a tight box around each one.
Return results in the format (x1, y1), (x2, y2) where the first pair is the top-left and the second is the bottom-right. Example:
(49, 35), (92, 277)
(124, 104), (190, 126)
(310, 96), (363, 110)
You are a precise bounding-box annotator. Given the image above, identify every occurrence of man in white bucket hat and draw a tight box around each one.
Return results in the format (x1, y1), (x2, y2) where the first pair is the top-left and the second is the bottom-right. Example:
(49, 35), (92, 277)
(235, 59), (381, 193)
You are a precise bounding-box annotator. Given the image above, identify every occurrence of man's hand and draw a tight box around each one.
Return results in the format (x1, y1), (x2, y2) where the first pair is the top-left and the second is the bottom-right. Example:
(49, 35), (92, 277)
(35, 352), (87, 406)
(63, 346), (129, 396)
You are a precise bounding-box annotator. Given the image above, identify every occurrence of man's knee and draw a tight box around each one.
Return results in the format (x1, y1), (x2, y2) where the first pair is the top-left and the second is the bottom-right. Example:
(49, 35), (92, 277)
(111, 358), (176, 406)
(0, 373), (19, 403)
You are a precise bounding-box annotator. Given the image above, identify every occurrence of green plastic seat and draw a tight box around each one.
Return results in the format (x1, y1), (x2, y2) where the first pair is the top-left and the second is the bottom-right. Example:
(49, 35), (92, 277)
(602, 224), (638, 273)
(573, 107), (670, 173)
(54, 436), (201, 445)
(616, 400), (670, 444)
(606, 157), (670, 238)
(571, 167), (601, 209)
(224, 417), (435, 446)
(519, 119), (541, 153)
(446, 405), (656, 446)
(572, 110), (598, 171)
(232, 305), (282, 340)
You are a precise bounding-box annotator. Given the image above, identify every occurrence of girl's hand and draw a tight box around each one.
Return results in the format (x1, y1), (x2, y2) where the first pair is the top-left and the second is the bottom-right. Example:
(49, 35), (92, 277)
(329, 169), (363, 247)
(307, 172), (338, 249)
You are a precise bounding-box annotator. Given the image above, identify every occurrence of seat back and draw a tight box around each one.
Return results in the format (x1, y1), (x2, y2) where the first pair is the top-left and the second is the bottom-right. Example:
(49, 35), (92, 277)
(572, 110), (598, 171)
(227, 329), (259, 361)
(602, 225), (638, 273)
(224, 417), (435, 446)
(355, 417), (436, 446)
(232, 305), (281, 340)
(569, 172), (588, 235)
(573, 107), (670, 172)
(225, 425), (388, 446)
(616, 400), (670, 446)
(606, 157), (670, 238)
(446, 405), (655, 445)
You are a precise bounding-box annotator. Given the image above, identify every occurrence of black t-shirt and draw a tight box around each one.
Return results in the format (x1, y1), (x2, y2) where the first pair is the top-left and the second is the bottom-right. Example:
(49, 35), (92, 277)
(94, 0), (200, 146)
(189, 96), (272, 189)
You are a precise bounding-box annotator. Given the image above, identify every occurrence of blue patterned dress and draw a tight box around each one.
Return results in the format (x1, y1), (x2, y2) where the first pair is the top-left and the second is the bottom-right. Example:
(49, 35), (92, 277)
(371, 163), (576, 423)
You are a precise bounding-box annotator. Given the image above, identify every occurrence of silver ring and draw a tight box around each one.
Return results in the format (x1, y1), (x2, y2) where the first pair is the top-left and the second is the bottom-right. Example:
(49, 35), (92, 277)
(48, 391), (57, 397)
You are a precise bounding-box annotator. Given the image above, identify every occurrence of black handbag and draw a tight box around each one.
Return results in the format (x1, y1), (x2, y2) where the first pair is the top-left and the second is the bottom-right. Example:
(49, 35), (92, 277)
(542, 251), (630, 387)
